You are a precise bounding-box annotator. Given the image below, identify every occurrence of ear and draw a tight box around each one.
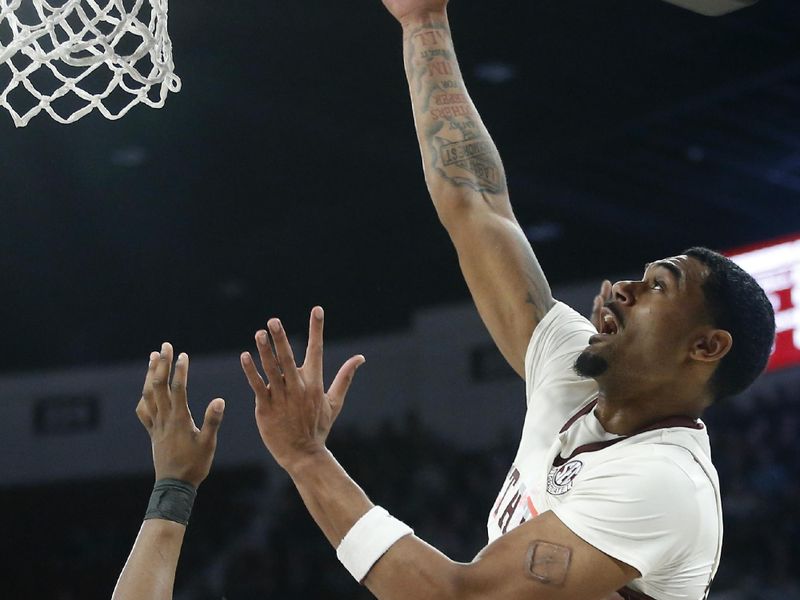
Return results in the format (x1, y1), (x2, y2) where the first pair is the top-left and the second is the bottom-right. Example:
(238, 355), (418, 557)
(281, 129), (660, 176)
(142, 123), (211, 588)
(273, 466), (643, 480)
(690, 329), (733, 364)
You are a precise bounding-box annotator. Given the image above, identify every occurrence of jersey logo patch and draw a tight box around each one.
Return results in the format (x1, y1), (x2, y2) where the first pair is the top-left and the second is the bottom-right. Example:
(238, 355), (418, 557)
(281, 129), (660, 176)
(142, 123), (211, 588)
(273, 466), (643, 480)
(547, 460), (584, 495)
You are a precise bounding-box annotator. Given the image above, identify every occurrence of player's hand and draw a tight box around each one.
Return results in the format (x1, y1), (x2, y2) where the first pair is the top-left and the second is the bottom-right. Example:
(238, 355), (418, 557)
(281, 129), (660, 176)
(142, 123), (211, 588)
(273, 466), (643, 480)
(381, 0), (448, 26)
(240, 307), (365, 471)
(136, 343), (225, 488)
(591, 280), (613, 332)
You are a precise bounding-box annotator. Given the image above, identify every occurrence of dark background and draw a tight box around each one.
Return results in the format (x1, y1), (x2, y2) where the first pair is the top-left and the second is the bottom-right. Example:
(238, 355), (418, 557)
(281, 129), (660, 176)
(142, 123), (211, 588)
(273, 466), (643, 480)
(1, 0), (799, 372)
(1, 2), (800, 598)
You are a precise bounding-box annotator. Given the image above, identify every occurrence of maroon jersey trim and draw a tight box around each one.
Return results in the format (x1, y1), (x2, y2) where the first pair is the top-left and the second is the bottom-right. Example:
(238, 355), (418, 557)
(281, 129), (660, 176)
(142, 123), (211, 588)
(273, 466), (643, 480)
(553, 399), (705, 467)
(559, 398), (599, 433)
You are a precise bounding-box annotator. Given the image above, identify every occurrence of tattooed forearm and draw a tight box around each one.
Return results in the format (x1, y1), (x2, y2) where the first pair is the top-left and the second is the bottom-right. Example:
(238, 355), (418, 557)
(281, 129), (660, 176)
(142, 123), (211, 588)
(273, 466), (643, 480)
(435, 131), (504, 191)
(525, 541), (572, 586)
(405, 22), (450, 94)
(404, 20), (508, 196)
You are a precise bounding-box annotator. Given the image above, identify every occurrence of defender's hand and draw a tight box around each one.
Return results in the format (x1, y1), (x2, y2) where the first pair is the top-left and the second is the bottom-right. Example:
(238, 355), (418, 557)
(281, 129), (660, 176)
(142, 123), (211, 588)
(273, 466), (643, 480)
(136, 343), (225, 488)
(591, 280), (613, 332)
(240, 307), (365, 471)
(381, 0), (448, 25)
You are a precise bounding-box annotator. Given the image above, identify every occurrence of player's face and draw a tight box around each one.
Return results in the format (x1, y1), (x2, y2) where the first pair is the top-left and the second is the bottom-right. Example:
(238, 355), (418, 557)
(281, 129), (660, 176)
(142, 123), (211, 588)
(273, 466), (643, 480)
(575, 255), (712, 389)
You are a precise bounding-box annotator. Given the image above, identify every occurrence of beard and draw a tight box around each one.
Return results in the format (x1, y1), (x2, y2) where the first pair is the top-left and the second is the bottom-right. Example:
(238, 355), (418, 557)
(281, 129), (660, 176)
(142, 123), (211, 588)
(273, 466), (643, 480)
(574, 349), (609, 378)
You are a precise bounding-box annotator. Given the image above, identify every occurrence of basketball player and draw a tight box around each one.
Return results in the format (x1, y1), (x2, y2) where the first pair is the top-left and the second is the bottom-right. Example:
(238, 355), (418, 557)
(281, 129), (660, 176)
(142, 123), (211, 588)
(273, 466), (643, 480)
(112, 344), (225, 600)
(238, 1), (775, 599)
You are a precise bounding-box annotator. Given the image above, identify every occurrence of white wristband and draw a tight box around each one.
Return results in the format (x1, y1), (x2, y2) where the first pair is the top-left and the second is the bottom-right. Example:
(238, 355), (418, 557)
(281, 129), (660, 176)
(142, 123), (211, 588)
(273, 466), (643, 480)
(336, 506), (414, 582)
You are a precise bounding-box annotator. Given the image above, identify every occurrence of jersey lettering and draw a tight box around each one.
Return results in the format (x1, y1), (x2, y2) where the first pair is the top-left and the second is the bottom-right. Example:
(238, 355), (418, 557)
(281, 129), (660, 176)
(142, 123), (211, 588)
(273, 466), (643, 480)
(492, 467), (520, 516)
(499, 491), (522, 533)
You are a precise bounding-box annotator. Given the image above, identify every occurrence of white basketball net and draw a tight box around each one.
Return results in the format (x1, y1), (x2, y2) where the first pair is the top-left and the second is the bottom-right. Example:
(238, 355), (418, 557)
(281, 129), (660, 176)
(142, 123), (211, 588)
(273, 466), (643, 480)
(0, 0), (180, 127)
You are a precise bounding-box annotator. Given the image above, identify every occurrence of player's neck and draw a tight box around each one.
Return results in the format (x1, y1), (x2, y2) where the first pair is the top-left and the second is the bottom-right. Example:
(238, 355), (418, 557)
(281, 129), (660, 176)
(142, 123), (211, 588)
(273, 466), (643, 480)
(594, 387), (705, 436)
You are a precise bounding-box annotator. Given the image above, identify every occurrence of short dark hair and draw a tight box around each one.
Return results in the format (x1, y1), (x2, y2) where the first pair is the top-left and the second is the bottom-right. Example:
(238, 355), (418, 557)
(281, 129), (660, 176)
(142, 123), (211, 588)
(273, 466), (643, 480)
(684, 246), (775, 402)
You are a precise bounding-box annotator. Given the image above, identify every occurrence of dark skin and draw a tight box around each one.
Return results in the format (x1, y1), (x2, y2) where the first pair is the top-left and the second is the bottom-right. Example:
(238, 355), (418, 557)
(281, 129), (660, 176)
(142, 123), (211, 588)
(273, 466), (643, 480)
(583, 255), (733, 435)
(240, 0), (735, 596)
(241, 308), (638, 600)
(113, 343), (225, 600)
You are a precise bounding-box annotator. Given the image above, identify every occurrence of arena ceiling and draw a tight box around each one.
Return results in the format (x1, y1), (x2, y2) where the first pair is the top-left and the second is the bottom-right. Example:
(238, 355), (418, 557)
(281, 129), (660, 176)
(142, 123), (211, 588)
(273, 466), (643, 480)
(1, 0), (799, 371)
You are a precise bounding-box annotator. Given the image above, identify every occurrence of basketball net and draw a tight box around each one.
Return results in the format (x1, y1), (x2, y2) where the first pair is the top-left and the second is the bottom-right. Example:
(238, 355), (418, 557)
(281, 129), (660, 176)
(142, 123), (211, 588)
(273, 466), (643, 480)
(0, 0), (180, 127)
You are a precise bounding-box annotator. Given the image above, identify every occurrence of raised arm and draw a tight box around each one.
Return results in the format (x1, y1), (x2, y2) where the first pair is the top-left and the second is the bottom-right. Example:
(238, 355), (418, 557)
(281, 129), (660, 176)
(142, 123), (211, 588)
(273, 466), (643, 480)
(112, 345), (225, 600)
(240, 310), (636, 600)
(387, 0), (554, 376)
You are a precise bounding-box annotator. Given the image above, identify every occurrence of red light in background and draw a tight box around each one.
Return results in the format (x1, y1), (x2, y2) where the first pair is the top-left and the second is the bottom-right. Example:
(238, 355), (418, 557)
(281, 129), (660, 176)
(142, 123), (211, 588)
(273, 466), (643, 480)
(727, 233), (800, 373)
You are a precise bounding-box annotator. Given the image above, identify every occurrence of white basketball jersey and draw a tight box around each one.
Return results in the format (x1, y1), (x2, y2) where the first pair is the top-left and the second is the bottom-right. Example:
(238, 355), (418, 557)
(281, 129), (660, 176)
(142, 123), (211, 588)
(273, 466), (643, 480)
(487, 302), (723, 600)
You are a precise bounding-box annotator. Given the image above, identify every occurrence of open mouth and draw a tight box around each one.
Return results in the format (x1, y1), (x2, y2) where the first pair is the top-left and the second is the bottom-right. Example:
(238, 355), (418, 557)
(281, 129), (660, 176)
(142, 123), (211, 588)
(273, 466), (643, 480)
(599, 307), (622, 336)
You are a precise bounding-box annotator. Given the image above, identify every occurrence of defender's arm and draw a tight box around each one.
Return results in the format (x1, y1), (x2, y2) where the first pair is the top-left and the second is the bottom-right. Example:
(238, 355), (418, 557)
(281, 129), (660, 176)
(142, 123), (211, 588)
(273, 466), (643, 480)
(112, 346), (225, 600)
(112, 519), (187, 600)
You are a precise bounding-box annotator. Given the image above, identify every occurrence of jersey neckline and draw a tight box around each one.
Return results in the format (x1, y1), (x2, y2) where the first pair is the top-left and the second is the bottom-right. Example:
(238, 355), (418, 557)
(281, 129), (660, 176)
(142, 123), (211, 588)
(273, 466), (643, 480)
(553, 398), (704, 467)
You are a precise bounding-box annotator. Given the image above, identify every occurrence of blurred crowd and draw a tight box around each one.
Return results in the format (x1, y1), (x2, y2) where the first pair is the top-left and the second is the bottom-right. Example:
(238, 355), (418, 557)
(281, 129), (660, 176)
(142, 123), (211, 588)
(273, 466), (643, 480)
(4, 382), (798, 599)
(707, 384), (800, 599)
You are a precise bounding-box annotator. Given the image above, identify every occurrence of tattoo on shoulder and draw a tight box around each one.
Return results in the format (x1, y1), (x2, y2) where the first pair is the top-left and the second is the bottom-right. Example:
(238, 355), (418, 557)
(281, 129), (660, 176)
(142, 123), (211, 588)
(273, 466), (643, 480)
(525, 290), (540, 309)
(523, 271), (550, 323)
(525, 541), (572, 586)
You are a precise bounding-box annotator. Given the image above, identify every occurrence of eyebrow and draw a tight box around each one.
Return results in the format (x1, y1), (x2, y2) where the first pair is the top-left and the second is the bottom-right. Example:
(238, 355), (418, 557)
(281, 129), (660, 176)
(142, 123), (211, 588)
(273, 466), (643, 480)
(644, 261), (684, 283)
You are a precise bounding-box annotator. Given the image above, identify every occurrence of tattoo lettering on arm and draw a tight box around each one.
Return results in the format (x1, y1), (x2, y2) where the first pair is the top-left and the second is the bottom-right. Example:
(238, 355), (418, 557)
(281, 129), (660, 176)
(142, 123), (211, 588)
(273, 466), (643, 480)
(406, 23), (450, 94)
(406, 23), (508, 196)
(432, 125), (505, 193)
(525, 541), (572, 586)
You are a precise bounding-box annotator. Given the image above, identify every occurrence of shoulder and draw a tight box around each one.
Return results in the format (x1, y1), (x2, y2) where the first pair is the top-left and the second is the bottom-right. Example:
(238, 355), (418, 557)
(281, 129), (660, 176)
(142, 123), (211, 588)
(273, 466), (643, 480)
(578, 448), (707, 503)
(530, 301), (595, 342)
(551, 448), (717, 576)
(525, 302), (595, 378)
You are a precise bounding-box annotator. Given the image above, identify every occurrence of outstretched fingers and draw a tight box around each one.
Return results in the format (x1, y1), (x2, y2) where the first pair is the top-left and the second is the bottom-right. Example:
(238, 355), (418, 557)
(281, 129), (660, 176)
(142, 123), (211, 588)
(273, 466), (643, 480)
(139, 350), (161, 425)
(241, 350), (269, 398)
(327, 354), (366, 419)
(171, 351), (192, 418)
(151, 342), (174, 415)
(255, 327), (284, 391)
(199, 398), (225, 448)
(303, 306), (325, 389)
(591, 280), (613, 332)
(591, 296), (603, 331)
(600, 279), (613, 302)
(266, 319), (302, 390)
